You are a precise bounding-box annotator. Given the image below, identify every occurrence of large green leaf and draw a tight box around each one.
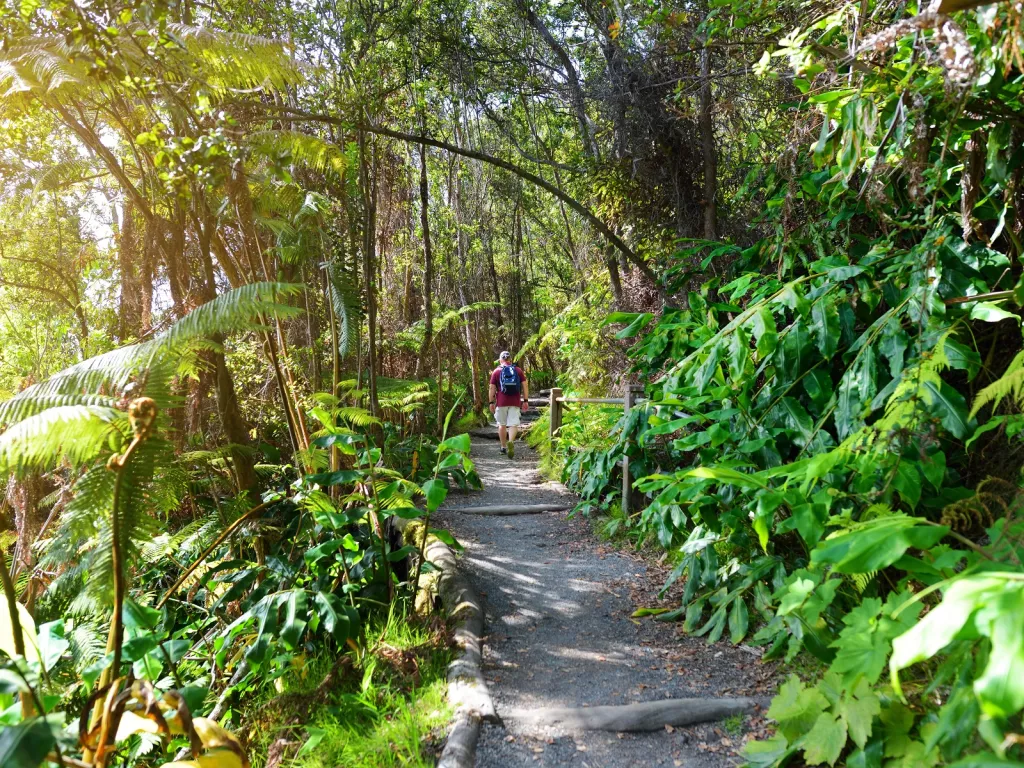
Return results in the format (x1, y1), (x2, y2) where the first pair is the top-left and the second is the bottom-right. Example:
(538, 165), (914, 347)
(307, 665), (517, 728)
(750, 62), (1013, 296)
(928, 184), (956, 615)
(803, 712), (847, 766)
(280, 589), (309, 650)
(890, 576), (1024, 712)
(810, 516), (949, 574)
(313, 591), (351, 643)
(421, 478), (447, 512)
(0, 716), (58, 768)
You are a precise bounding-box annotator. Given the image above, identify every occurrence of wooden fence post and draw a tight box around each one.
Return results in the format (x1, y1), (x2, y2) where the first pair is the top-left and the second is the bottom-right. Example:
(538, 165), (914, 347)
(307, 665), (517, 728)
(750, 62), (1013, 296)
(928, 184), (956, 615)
(621, 384), (644, 517)
(549, 387), (563, 452)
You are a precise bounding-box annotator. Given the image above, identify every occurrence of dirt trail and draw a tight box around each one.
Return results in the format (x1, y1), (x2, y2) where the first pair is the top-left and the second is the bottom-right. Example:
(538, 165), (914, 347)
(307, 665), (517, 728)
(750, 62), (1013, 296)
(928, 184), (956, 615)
(435, 422), (773, 767)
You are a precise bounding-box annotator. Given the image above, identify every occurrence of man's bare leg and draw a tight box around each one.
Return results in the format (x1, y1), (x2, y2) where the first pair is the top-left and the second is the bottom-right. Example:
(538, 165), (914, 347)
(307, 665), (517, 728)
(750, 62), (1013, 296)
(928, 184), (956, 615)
(509, 425), (518, 445)
(498, 424), (507, 449)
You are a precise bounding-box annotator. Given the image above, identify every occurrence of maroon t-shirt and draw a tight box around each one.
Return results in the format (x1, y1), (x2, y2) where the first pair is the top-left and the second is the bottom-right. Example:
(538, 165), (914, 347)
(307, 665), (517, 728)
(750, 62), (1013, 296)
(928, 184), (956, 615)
(490, 365), (526, 407)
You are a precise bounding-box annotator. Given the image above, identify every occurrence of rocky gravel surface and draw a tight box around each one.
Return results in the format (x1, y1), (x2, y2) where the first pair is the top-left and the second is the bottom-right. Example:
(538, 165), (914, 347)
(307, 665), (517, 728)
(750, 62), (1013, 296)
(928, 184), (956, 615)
(435, 422), (777, 767)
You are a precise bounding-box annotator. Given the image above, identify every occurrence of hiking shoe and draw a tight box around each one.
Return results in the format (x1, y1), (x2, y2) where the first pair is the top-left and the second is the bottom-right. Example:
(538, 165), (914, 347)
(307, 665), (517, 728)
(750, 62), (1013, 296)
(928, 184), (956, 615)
(499, 446), (507, 454)
(507, 442), (515, 459)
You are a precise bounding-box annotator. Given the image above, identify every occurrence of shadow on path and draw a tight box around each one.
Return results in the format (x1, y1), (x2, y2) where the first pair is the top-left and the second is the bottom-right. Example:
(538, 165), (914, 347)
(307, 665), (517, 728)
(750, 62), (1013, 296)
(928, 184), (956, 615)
(436, 426), (771, 767)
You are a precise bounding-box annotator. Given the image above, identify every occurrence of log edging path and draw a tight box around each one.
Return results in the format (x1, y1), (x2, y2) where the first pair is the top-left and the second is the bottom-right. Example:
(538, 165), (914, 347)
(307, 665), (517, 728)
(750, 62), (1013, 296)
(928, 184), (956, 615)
(424, 418), (773, 767)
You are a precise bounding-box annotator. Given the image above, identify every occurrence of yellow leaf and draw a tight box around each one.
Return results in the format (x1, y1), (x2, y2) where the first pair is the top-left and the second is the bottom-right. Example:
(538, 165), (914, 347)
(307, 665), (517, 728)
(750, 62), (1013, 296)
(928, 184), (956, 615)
(0, 599), (39, 661)
(116, 711), (163, 742)
(608, 19), (621, 39)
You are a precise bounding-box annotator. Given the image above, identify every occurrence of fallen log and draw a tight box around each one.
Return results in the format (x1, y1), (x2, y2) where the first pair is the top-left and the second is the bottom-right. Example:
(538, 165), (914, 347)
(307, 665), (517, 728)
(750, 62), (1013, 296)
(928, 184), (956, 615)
(444, 503), (568, 516)
(508, 697), (762, 732)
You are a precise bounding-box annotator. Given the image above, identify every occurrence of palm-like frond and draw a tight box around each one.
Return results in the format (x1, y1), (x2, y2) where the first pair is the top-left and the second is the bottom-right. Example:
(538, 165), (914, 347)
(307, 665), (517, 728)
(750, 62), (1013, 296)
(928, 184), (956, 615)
(335, 407), (381, 427)
(155, 281), (304, 350)
(249, 130), (347, 178)
(0, 406), (128, 475)
(971, 350), (1024, 417)
(32, 158), (105, 198)
(165, 24), (303, 92)
(0, 394), (119, 428)
(328, 262), (362, 359)
(433, 301), (501, 333)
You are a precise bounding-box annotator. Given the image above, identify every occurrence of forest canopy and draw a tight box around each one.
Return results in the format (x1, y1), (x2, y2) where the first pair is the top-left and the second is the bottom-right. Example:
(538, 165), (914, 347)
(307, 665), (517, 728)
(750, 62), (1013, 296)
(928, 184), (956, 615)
(2, 0), (1024, 766)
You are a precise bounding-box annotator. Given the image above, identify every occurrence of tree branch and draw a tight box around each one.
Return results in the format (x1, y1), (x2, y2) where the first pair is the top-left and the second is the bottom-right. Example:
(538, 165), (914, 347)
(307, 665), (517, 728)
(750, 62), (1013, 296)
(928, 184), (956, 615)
(263, 106), (663, 293)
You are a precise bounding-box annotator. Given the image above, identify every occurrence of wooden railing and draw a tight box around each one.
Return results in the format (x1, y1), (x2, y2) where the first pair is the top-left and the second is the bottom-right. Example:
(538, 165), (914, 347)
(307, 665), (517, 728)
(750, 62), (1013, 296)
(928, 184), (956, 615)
(547, 384), (645, 515)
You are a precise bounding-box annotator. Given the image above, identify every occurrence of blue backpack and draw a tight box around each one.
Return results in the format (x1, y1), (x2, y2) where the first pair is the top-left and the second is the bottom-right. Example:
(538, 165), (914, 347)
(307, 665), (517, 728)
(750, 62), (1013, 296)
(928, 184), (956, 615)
(499, 364), (521, 396)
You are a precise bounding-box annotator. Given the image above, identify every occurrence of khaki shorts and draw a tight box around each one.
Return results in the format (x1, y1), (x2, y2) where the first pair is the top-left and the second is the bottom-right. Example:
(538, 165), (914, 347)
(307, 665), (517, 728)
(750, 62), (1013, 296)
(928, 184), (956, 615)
(495, 406), (522, 427)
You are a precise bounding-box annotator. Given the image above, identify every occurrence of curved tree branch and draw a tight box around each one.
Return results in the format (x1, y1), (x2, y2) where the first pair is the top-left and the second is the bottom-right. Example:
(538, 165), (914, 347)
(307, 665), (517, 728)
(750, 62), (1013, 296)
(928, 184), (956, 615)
(260, 106), (662, 293)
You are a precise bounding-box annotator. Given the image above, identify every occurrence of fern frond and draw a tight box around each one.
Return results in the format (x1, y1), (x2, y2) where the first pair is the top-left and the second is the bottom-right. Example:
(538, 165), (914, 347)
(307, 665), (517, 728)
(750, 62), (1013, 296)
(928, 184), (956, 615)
(249, 130), (347, 178)
(33, 158), (105, 198)
(0, 406), (127, 475)
(0, 393), (120, 428)
(165, 24), (303, 92)
(155, 281), (304, 350)
(328, 262), (362, 359)
(971, 350), (1024, 417)
(433, 301), (502, 333)
(334, 407), (381, 427)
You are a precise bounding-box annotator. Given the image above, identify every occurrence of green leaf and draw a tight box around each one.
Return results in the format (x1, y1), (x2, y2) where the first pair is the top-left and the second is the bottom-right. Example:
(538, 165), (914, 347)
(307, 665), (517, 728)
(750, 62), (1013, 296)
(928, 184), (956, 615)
(768, 675), (830, 742)
(838, 680), (881, 749)
(972, 587), (1024, 718)
(421, 478), (447, 512)
(683, 466), (766, 490)
(754, 491), (783, 552)
(694, 341), (723, 394)
(429, 528), (463, 551)
(439, 433), (471, 454)
(891, 463), (921, 510)
(313, 592), (351, 643)
(387, 545), (418, 562)
(921, 379), (971, 439)
(280, 590), (309, 650)
(969, 301), (1019, 324)
(918, 453), (946, 490)
(305, 539), (348, 567)
(803, 712), (847, 766)
(948, 754), (1024, 768)
(35, 620), (68, 672)
(812, 301), (840, 360)
(777, 397), (816, 447)
(890, 576), (1013, 691)
(729, 598), (749, 644)
(751, 306), (778, 358)
(296, 726), (327, 758)
(615, 312), (654, 338)
(306, 469), (362, 487)
(742, 734), (797, 768)
(0, 715), (58, 768)
(811, 516), (949, 574)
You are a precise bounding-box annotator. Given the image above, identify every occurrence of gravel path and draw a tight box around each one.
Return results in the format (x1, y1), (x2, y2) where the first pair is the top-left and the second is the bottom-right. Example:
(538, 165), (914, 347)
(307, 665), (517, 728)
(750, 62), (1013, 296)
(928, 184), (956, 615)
(435, 421), (774, 768)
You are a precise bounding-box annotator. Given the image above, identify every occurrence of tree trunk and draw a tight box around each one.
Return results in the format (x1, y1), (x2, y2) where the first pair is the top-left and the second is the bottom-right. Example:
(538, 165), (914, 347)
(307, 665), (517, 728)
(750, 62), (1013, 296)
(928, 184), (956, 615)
(517, 0), (598, 162)
(197, 214), (259, 493)
(6, 474), (51, 612)
(415, 138), (434, 383)
(359, 130), (380, 417)
(117, 201), (144, 342)
(699, 44), (718, 241)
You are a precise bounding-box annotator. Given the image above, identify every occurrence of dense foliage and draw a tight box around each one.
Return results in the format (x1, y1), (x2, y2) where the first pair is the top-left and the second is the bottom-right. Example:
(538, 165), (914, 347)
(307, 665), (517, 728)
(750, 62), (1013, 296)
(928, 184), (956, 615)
(555, 2), (1024, 766)
(4, 0), (1024, 766)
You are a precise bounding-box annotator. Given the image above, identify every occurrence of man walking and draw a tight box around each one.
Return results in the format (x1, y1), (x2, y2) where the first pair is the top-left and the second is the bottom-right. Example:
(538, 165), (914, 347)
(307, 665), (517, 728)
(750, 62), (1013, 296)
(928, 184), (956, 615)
(489, 351), (529, 458)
